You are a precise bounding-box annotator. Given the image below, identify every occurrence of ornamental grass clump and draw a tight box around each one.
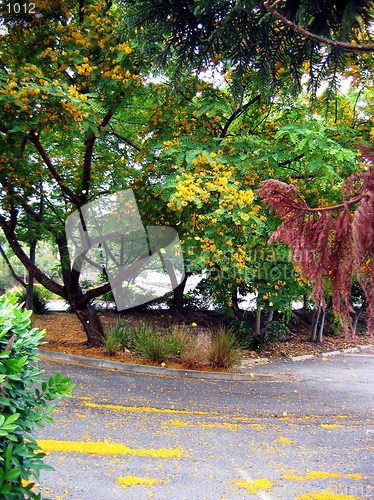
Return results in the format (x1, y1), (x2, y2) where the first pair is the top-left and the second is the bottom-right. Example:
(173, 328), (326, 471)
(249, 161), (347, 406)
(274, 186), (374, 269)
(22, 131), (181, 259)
(132, 322), (184, 363)
(208, 326), (244, 368)
(103, 318), (133, 355)
(170, 324), (210, 369)
(0, 293), (74, 499)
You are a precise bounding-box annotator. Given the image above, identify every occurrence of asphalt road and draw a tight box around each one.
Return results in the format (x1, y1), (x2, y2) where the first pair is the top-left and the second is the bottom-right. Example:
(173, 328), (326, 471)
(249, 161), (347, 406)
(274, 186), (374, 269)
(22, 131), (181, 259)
(35, 350), (374, 500)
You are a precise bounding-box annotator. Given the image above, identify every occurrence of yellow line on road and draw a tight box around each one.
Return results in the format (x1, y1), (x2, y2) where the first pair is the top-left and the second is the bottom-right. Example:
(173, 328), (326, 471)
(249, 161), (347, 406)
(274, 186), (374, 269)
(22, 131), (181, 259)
(37, 439), (183, 458)
(163, 418), (241, 430)
(84, 401), (210, 415)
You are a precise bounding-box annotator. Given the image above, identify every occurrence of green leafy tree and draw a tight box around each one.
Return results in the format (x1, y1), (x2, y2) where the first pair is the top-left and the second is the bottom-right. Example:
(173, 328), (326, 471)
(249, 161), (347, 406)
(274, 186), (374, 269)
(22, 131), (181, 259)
(1, 0), (372, 347)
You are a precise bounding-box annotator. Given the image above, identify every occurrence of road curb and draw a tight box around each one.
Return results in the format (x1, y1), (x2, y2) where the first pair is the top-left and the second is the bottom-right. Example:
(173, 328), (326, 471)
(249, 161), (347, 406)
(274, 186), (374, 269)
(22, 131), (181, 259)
(37, 344), (372, 380)
(291, 354), (315, 362)
(37, 349), (283, 382)
(240, 357), (270, 365)
(291, 344), (373, 362)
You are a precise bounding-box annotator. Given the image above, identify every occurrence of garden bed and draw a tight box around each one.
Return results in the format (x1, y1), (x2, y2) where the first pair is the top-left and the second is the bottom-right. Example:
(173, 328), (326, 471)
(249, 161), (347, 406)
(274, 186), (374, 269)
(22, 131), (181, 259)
(32, 310), (373, 372)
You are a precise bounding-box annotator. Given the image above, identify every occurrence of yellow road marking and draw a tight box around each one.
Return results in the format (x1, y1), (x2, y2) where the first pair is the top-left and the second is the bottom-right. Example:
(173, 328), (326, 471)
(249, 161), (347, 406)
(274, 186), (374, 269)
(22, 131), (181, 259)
(37, 440), (183, 458)
(84, 401), (210, 415)
(163, 418), (241, 430)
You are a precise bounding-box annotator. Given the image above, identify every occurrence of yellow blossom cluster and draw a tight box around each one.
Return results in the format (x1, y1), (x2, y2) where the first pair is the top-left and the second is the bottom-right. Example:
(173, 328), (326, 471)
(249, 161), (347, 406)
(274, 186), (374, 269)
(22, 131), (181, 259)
(76, 62), (97, 76)
(370, 126), (374, 142)
(168, 152), (256, 215)
(172, 173), (208, 206)
(219, 188), (254, 209)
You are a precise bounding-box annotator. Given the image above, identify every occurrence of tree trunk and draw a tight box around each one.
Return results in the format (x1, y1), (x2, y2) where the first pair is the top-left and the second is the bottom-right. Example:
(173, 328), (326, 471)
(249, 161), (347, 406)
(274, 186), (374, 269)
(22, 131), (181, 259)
(72, 301), (104, 346)
(231, 285), (239, 310)
(264, 308), (274, 343)
(317, 308), (326, 342)
(311, 306), (321, 342)
(352, 303), (365, 335)
(303, 293), (308, 309)
(26, 238), (37, 311)
(255, 307), (261, 336)
(172, 273), (188, 311)
(25, 274), (34, 311)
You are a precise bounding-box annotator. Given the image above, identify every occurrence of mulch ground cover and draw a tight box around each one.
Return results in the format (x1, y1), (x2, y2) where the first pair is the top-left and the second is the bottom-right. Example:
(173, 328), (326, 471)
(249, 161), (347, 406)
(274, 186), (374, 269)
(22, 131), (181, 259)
(32, 309), (373, 372)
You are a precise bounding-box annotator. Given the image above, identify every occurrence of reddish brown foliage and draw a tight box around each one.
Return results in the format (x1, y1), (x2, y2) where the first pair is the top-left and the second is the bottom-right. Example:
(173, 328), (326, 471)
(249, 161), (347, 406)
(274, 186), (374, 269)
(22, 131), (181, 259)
(256, 149), (374, 337)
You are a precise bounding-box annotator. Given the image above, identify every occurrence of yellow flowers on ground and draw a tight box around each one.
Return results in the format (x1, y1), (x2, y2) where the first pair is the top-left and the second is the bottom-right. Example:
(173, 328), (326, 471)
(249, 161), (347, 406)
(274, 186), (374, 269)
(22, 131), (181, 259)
(234, 478), (273, 494)
(275, 437), (294, 445)
(115, 476), (162, 489)
(281, 471), (362, 481)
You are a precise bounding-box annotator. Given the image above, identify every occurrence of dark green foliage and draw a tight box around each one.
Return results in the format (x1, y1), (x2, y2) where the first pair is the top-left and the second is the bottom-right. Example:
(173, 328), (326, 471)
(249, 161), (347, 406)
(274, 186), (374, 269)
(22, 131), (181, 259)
(124, 0), (373, 97)
(164, 290), (210, 310)
(232, 317), (288, 351)
(0, 294), (74, 499)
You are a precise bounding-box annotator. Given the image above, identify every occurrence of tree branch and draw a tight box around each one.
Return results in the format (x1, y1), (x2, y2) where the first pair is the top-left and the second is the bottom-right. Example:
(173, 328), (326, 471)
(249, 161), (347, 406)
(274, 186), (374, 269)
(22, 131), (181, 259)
(278, 153), (305, 167)
(78, 0), (84, 23)
(1, 179), (47, 227)
(299, 195), (364, 213)
(106, 129), (143, 152)
(220, 95), (261, 139)
(81, 134), (96, 202)
(78, 249), (156, 307)
(28, 132), (82, 207)
(0, 243), (26, 287)
(81, 109), (116, 203)
(264, 0), (374, 52)
(0, 216), (65, 297)
(79, 281), (112, 306)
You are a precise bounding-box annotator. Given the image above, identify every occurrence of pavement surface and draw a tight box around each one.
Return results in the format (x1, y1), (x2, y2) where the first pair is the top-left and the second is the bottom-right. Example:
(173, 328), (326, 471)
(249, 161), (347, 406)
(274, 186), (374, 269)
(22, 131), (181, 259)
(35, 348), (374, 500)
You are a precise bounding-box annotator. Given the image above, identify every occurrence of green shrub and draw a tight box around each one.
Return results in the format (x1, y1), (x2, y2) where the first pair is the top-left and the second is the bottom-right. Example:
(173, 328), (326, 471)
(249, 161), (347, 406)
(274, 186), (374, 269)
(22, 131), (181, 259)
(11, 285), (50, 315)
(132, 323), (184, 363)
(165, 291), (211, 311)
(209, 326), (244, 368)
(0, 293), (74, 499)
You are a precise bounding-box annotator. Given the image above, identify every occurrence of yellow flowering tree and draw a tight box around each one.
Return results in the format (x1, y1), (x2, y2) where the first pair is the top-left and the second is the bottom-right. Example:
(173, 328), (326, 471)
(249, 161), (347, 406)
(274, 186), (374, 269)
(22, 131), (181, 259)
(131, 74), (373, 335)
(0, 0), (147, 345)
